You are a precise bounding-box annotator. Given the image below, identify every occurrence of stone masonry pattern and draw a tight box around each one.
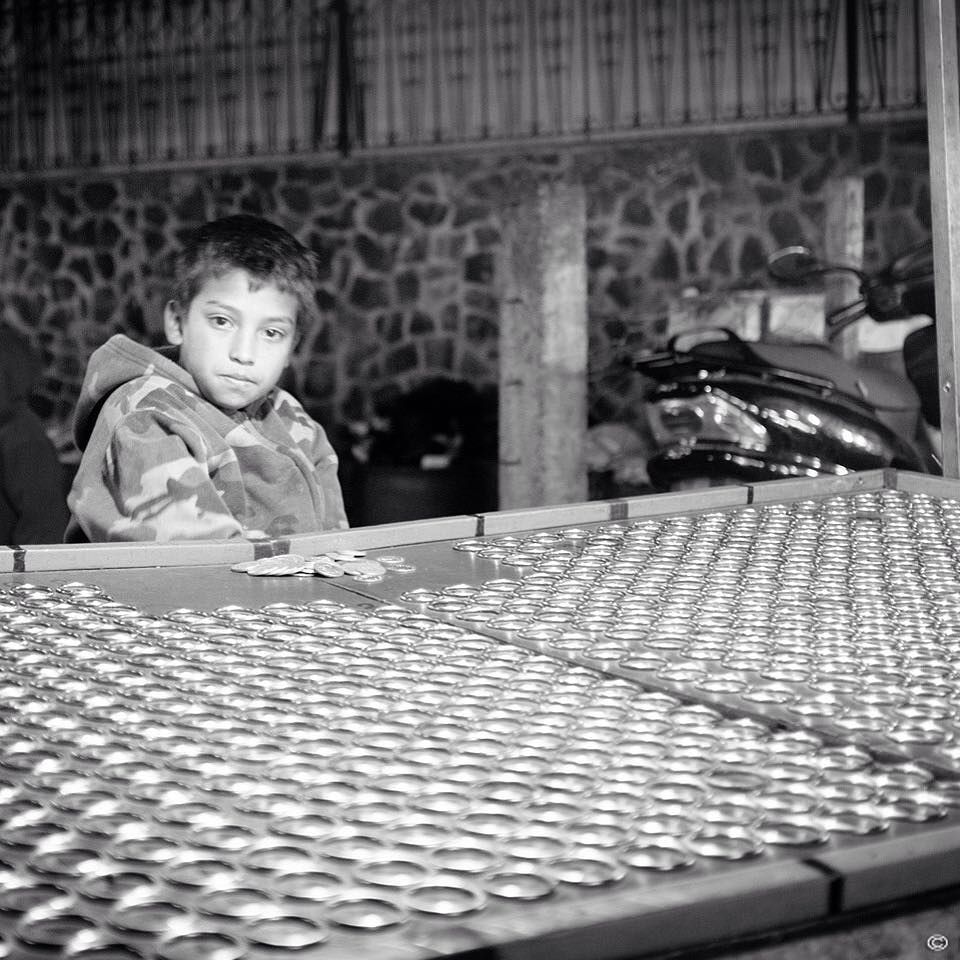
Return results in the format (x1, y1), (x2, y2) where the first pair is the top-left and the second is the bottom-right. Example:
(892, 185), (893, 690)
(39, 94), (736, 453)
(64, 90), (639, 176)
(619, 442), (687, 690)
(0, 121), (931, 456)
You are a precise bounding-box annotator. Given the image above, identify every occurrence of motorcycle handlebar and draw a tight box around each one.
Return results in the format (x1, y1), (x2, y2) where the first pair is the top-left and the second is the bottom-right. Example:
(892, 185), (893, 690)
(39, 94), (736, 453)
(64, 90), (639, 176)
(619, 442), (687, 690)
(767, 245), (867, 284)
(825, 300), (869, 335)
(767, 242), (936, 337)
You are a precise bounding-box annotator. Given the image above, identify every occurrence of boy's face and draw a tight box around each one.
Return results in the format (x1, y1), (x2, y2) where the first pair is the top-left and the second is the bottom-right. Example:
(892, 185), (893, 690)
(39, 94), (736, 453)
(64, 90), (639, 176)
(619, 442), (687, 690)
(164, 269), (298, 412)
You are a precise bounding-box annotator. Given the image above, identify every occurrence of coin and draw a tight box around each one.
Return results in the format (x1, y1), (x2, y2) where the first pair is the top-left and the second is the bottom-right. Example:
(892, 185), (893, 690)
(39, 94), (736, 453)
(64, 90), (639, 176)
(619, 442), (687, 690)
(312, 557), (346, 578)
(246, 555), (308, 577)
(328, 550), (367, 561)
(340, 560), (387, 577)
(453, 540), (485, 552)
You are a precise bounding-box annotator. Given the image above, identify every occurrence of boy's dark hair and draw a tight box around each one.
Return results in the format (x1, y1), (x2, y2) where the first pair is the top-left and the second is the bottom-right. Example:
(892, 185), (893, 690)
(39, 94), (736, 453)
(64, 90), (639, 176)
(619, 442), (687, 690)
(172, 214), (320, 328)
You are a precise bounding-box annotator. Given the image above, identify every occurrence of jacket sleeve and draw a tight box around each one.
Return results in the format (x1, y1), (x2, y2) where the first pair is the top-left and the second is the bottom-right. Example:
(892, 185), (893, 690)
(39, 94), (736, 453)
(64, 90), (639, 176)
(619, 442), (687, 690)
(70, 409), (244, 542)
(309, 421), (349, 530)
(275, 391), (349, 531)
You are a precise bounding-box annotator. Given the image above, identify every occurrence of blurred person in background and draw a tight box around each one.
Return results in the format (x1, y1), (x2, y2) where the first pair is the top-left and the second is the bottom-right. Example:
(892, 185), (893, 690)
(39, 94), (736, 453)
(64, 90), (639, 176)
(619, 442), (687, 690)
(0, 326), (69, 544)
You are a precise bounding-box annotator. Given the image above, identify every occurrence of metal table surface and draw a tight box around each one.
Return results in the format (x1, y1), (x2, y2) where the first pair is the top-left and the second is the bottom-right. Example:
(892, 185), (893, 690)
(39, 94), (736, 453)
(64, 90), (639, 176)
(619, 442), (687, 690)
(1, 472), (960, 960)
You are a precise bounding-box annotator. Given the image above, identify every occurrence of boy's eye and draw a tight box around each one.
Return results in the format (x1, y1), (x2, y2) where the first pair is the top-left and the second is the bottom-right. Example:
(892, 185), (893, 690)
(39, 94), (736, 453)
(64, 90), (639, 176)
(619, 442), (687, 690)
(209, 315), (232, 328)
(263, 327), (290, 342)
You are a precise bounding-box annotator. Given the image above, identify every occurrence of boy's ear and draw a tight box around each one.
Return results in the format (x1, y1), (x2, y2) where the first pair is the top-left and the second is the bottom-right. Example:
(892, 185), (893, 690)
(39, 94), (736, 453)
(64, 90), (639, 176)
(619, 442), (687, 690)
(163, 301), (184, 345)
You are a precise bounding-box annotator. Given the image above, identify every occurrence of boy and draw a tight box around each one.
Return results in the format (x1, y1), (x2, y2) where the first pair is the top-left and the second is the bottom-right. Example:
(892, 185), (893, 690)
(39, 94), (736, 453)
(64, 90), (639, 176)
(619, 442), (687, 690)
(67, 214), (348, 542)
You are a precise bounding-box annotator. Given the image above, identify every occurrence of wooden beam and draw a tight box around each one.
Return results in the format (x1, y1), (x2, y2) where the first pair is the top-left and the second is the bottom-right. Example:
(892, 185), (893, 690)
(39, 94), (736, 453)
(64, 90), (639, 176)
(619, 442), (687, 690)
(923, 0), (960, 476)
(498, 180), (589, 509)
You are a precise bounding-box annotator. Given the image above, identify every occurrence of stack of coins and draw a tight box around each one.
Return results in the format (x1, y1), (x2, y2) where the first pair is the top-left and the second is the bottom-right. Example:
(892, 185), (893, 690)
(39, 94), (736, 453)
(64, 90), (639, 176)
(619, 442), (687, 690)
(232, 550), (399, 582)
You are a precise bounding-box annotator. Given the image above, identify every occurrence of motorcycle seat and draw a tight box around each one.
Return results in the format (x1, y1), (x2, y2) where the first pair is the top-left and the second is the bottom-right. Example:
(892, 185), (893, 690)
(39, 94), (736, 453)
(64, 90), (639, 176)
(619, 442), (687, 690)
(692, 338), (920, 414)
(750, 341), (920, 414)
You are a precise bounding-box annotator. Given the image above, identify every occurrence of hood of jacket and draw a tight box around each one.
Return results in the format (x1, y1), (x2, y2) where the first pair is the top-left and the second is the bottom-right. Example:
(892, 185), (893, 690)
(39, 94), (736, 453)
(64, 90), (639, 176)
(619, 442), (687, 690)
(73, 334), (194, 450)
(0, 326), (43, 418)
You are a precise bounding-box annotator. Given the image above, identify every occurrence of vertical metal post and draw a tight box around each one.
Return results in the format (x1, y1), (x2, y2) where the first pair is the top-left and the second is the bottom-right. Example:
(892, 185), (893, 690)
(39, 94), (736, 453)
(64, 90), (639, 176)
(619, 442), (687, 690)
(333, 0), (362, 154)
(846, 0), (859, 124)
(334, 0), (350, 154)
(923, 0), (960, 476)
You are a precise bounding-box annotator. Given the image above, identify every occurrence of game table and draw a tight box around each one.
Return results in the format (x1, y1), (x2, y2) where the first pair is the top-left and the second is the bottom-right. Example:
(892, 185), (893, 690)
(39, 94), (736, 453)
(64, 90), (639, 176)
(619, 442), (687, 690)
(0, 470), (959, 960)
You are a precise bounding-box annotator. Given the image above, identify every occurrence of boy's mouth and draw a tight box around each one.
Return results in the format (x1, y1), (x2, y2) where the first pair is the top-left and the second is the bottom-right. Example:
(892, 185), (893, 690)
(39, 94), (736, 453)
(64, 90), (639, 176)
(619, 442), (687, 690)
(221, 373), (257, 384)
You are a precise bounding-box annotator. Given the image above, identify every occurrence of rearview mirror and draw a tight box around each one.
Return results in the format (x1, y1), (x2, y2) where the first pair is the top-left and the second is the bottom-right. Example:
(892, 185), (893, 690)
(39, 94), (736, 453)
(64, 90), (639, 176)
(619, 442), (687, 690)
(767, 245), (821, 282)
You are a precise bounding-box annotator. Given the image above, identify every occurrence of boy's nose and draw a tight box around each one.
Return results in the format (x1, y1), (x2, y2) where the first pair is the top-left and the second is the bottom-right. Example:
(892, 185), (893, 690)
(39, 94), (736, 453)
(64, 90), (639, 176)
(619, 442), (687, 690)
(229, 330), (256, 364)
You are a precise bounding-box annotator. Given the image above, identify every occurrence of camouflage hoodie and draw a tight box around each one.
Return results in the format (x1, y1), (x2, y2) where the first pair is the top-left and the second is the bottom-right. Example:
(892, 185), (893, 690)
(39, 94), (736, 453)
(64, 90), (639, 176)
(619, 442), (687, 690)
(67, 334), (348, 542)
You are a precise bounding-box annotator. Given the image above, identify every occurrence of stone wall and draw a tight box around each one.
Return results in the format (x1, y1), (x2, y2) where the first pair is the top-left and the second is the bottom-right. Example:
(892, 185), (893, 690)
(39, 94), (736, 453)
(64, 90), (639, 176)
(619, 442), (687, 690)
(0, 120), (930, 453)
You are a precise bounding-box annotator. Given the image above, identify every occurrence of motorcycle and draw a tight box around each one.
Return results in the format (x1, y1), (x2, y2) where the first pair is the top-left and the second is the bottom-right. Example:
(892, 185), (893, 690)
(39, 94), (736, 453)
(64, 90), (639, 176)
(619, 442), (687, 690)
(633, 241), (939, 490)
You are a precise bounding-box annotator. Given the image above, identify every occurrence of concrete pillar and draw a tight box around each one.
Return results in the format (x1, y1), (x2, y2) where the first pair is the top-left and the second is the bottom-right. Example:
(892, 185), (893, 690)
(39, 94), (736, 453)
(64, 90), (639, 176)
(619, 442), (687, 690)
(498, 179), (588, 509)
(824, 177), (864, 359)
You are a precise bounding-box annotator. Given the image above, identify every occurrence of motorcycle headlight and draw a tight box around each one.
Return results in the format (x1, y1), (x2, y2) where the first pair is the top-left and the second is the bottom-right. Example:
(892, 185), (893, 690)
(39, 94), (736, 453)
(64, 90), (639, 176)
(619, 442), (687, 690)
(647, 391), (769, 451)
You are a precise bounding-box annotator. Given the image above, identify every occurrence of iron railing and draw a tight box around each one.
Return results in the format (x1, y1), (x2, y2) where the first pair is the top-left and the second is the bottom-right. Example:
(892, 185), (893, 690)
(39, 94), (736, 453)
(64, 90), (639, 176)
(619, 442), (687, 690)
(0, 0), (926, 173)
(356, 0), (924, 146)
